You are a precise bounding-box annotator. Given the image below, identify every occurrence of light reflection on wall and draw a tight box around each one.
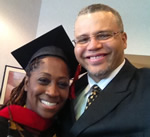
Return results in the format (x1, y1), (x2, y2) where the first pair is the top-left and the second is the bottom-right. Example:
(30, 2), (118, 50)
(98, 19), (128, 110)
(0, 19), (9, 38)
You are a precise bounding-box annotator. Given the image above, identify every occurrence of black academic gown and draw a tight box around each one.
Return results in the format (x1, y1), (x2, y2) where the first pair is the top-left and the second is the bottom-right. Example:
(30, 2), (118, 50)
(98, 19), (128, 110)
(58, 59), (150, 137)
(0, 116), (55, 137)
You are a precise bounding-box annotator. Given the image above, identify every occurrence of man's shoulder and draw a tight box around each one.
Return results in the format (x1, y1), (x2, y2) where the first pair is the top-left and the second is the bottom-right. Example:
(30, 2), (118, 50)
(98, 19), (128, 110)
(134, 68), (150, 86)
(125, 59), (150, 77)
(136, 67), (150, 76)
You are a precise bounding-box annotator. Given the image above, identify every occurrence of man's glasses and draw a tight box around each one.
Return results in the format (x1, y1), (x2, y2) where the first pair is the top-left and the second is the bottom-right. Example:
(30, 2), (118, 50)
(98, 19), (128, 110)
(73, 31), (123, 46)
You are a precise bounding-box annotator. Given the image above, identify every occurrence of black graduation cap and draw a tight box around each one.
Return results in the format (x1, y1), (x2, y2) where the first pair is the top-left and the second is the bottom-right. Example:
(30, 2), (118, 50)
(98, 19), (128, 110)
(11, 25), (79, 78)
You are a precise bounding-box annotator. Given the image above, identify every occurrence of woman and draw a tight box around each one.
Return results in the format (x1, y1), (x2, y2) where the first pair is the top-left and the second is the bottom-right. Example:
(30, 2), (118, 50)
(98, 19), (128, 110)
(0, 25), (79, 137)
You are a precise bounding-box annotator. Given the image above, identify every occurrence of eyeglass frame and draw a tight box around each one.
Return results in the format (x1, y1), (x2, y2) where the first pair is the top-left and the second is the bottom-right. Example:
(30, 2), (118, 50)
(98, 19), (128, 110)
(72, 31), (123, 46)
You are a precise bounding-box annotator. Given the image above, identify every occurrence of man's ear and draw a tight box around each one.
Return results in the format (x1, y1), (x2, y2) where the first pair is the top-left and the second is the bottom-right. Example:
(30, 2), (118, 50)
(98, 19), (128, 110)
(24, 76), (29, 92)
(122, 32), (127, 49)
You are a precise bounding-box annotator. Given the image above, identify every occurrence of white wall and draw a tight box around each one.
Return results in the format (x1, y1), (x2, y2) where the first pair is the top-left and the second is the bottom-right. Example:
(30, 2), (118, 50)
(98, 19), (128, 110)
(37, 0), (150, 56)
(0, 0), (41, 88)
(0, 0), (150, 89)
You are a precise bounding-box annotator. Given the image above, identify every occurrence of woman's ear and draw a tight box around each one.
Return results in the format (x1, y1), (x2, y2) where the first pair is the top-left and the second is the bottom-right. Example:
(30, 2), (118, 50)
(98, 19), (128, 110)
(24, 76), (29, 92)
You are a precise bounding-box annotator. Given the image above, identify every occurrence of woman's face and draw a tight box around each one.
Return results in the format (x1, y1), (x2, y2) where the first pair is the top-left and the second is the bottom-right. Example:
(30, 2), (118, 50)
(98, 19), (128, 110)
(24, 57), (70, 119)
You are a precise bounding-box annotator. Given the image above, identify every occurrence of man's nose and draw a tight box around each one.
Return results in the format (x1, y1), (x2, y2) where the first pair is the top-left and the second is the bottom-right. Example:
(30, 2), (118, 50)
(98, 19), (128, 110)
(87, 37), (102, 50)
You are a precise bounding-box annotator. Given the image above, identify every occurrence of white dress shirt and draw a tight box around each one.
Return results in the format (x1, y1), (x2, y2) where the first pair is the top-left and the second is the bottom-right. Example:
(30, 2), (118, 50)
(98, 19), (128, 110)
(74, 60), (125, 120)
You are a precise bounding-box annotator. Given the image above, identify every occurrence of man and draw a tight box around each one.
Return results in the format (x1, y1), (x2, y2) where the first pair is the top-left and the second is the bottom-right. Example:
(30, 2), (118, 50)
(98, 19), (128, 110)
(58, 3), (150, 137)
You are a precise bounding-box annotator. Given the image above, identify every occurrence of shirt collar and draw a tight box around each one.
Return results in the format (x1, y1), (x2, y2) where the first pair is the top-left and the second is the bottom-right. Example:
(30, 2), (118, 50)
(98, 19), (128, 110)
(88, 59), (125, 91)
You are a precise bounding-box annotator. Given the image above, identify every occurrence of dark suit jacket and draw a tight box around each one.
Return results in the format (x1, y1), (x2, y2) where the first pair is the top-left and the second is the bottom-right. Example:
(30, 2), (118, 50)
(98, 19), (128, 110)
(58, 59), (150, 137)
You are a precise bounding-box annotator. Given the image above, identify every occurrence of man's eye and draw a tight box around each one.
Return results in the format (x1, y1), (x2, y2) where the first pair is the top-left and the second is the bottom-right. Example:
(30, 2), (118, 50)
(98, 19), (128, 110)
(38, 78), (50, 85)
(78, 37), (89, 44)
(97, 33), (112, 40)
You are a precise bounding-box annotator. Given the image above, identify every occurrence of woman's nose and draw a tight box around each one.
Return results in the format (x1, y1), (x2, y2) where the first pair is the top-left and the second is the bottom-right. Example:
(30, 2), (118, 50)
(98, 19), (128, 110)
(45, 84), (59, 97)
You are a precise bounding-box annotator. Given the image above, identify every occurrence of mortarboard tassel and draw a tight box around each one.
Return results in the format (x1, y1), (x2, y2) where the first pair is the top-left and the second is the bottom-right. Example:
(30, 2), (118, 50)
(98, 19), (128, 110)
(69, 64), (81, 99)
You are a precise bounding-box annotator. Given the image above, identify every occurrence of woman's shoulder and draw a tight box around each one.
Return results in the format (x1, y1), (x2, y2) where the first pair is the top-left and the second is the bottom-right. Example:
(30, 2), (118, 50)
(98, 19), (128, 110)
(0, 116), (9, 136)
(0, 116), (8, 125)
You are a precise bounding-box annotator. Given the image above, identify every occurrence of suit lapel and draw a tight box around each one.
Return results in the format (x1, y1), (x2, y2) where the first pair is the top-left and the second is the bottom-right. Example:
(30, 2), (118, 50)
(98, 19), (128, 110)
(70, 60), (137, 136)
(67, 74), (88, 124)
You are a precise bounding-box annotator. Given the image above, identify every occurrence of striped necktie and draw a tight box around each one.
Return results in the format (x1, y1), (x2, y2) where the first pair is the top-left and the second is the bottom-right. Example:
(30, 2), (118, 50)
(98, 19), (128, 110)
(85, 85), (100, 110)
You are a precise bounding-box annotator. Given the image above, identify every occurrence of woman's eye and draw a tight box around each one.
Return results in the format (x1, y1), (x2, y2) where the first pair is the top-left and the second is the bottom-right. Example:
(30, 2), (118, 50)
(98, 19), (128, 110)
(58, 82), (69, 89)
(38, 78), (50, 85)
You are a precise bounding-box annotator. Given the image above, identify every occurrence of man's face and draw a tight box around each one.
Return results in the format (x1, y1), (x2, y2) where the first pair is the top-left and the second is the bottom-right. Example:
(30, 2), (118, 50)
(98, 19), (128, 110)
(74, 11), (127, 82)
